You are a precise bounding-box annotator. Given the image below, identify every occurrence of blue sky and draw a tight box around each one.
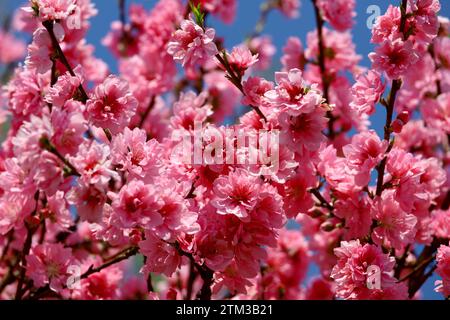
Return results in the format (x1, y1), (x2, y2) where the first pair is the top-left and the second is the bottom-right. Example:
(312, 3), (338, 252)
(1, 0), (449, 300)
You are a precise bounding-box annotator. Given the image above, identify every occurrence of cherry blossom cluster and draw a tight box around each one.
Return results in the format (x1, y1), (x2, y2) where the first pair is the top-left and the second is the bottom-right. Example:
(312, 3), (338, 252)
(0, 0), (449, 300)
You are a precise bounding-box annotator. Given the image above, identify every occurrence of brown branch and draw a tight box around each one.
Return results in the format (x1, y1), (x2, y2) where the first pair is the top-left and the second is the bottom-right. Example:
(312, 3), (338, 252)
(15, 192), (40, 300)
(311, 0), (335, 139)
(248, 1), (275, 39)
(184, 176), (199, 199)
(27, 246), (139, 300)
(138, 95), (156, 129)
(81, 246), (138, 280)
(39, 135), (81, 177)
(215, 53), (267, 122)
(0, 230), (14, 262)
(172, 242), (214, 300)
(398, 254), (435, 282)
(185, 260), (197, 300)
(309, 187), (333, 211)
(42, 20), (89, 103)
(375, 0), (408, 197)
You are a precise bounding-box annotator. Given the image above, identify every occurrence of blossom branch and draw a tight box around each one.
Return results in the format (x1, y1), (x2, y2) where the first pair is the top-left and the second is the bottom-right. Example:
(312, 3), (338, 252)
(39, 135), (81, 177)
(249, 0), (276, 39)
(15, 191), (40, 300)
(309, 187), (333, 212)
(27, 246), (139, 300)
(138, 95), (156, 129)
(215, 52), (267, 122)
(173, 242), (214, 300)
(375, 0), (408, 197)
(42, 20), (89, 103)
(311, 0), (335, 139)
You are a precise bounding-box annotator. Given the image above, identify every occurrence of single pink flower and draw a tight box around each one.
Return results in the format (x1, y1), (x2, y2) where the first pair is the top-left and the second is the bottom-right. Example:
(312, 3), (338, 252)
(331, 240), (407, 300)
(435, 243), (450, 297)
(371, 5), (401, 44)
(72, 260), (123, 300)
(139, 231), (182, 277)
(281, 170), (316, 218)
(278, 106), (328, 153)
(170, 91), (212, 130)
(167, 18), (218, 69)
(350, 70), (386, 116)
(265, 68), (323, 115)
(110, 180), (163, 229)
(0, 30), (26, 64)
(86, 75), (138, 134)
(305, 28), (361, 73)
(226, 46), (258, 77)
(242, 76), (274, 107)
(318, 0), (356, 31)
(212, 168), (261, 221)
(195, 0), (237, 24)
(334, 195), (372, 240)
(111, 127), (163, 182)
(369, 37), (419, 80)
(45, 67), (83, 107)
(277, 0), (301, 19)
(421, 94), (450, 134)
(71, 141), (118, 189)
(29, 0), (77, 21)
(26, 243), (75, 292)
(281, 37), (305, 72)
(343, 130), (388, 186)
(371, 190), (417, 250)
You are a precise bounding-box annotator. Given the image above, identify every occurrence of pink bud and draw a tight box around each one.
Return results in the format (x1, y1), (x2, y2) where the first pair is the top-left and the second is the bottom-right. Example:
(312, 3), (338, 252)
(391, 119), (403, 133)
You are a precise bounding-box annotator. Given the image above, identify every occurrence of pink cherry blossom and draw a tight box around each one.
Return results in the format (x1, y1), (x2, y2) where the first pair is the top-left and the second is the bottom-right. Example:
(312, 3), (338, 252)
(331, 240), (408, 300)
(212, 168), (261, 221)
(350, 70), (386, 116)
(435, 244), (450, 297)
(305, 27), (361, 73)
(111, 127), (163, 182)
(369, 37), (420, 80)
(281, 37), (305, 72)
(343, 130), (388, 186)
(45, 68), (83, 107)
(277, 0), (301, 19)
(195, 0), (237, 24)
(0, 30), (26, 64)
(318, 0), (356, 31)
(371, 5), (401, 44)
(30, 0), (76, 21)
(421, 94), (450, 133)
(226, 46), (259, 77)
(86, 75), (138, 134)
(371, 191), (418, 250)
(334, 195), (372, 239)
(72, 260), (123, 300)
(167, 18), (218, 69)
(26, 243), (75, 292)
(110, 180), (163, 229)
(242, 76), (274, 107)
(139, 231), (182, 277)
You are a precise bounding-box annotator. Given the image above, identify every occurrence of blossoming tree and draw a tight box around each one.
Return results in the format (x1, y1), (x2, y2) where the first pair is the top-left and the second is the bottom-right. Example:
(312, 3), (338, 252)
(0, 0), (449, 300)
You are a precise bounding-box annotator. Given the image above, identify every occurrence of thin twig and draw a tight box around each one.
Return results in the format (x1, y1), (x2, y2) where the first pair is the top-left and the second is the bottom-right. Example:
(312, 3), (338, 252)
(311, 0), (335, 139)
(138, 95), (156, 128)
(215, 53), (267, 122)
(42, 20), (89, 103)
(309, 187), (333, 211)
(15, 192), (40, 300)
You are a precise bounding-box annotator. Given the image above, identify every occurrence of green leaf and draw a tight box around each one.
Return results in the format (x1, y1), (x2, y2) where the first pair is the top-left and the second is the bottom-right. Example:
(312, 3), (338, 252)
(189, 2), (205, 27)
